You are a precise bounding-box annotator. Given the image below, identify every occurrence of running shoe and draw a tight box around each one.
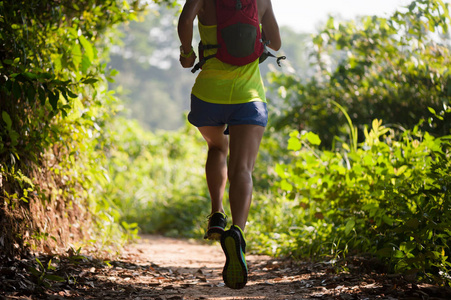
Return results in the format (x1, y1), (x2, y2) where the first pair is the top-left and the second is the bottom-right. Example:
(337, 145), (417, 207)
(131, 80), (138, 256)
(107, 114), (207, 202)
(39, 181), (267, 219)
(220, 225), (248, 289)
(203, 212), (227, 240)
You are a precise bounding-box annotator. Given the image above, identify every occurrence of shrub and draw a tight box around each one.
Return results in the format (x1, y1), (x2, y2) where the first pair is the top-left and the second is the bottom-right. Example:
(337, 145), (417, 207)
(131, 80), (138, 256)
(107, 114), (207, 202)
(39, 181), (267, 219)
(249, 119), (451, 285)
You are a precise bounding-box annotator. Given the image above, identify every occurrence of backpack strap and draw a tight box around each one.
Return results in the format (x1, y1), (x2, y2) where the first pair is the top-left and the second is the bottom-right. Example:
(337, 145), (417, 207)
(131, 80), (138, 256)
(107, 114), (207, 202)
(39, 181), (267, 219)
(191, 54), (217, 73)
(259, 42), (286, 67)
(259, 48), (286, 67)
(191, 36), (286, 73)
(191, 42), (220, 73)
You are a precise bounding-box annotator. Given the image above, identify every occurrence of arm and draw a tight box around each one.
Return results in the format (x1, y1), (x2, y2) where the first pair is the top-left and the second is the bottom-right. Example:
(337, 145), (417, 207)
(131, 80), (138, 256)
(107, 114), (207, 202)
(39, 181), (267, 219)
(260, 0), (281, 51)
(177, 0), (202, 68)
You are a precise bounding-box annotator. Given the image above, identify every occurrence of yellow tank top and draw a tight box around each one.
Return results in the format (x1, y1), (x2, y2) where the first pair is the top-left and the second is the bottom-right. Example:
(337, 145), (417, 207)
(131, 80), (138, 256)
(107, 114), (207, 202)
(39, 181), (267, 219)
(191, 22), (266, 104)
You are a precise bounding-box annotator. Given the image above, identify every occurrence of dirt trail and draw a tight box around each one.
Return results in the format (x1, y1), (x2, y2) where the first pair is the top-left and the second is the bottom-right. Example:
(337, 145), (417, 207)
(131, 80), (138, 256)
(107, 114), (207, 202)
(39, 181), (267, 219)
(92, 235), (451, 300)
(125, 235), (292, 299)
(1, 235), (451, 299)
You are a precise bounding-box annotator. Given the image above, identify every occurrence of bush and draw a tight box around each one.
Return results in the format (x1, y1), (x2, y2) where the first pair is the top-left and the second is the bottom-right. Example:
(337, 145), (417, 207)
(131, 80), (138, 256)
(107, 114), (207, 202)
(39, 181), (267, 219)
(249, 119), (451, 285)
(99, 117), (211, 238)
(269, 0), (451, 148)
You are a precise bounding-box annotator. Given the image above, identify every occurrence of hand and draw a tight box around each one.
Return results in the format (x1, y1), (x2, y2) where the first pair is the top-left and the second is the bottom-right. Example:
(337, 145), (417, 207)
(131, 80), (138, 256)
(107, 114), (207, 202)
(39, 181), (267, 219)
(179, 52), (197, 68)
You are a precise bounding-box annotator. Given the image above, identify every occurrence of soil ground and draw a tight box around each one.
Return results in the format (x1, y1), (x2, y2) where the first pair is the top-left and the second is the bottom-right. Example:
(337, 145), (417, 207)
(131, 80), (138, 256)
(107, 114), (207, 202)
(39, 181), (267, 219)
(1, 235), (450, 300)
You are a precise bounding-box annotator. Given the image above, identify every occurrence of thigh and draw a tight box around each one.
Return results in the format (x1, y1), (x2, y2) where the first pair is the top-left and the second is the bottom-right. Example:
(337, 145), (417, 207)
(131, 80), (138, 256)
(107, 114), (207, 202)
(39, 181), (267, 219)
(198, 125), (229, 151)
(228, 124), (265, 173)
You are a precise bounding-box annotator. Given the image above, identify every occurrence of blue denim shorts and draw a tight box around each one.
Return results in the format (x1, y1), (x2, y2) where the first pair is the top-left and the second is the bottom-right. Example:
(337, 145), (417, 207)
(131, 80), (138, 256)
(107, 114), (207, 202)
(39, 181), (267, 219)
(188, 94), (268, 133)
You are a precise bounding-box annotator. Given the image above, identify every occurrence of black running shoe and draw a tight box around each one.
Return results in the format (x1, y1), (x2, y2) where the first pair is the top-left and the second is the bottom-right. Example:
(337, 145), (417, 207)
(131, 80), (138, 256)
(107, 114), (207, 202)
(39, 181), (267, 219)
(203, 212), (227, 240)
(220, 225), (248, 289)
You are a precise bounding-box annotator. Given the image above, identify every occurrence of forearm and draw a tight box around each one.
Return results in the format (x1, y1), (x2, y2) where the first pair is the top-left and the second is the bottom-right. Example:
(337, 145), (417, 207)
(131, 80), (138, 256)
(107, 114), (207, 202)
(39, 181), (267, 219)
(177, 0), (201, 52)
(178, 16), (194, 53)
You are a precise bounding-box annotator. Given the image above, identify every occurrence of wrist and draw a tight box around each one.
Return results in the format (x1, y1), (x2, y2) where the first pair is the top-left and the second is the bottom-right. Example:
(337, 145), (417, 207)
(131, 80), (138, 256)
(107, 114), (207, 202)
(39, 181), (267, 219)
(180, 45), (194, 58)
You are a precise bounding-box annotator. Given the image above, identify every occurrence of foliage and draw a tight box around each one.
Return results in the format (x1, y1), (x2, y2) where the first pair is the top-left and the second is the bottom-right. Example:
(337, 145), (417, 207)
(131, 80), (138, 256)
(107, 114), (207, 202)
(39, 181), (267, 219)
(270, 0), (451, 148)
(98, 116), (211, 238)
(0, 0), (178, 257)
(28, 258), (65, 288)
(248, 119), (451, 285)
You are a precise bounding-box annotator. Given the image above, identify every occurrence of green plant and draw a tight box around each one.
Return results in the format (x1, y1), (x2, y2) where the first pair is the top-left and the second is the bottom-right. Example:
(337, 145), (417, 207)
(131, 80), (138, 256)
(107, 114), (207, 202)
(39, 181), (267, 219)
(0, 0), (180, 258)
(29, 258), (65, 288)
(97, 117), (210, 238)
(249, 119), (451, 285)
(66, 246), (88, 265)
(269, 0), (451, 148)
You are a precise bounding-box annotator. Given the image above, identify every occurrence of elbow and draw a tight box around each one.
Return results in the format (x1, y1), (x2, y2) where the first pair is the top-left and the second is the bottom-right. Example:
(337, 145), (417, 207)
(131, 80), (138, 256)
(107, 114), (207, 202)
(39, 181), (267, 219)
(269, 40), (281, 52)
(272, 42), (281, 52)
(262, 29), (282, 51)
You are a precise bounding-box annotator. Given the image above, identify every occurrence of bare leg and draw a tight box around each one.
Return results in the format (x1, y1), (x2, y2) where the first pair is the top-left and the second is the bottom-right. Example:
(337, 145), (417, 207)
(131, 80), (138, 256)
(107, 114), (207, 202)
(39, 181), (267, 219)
(227, 124), (265, 231)
(198, 125), (229, 214)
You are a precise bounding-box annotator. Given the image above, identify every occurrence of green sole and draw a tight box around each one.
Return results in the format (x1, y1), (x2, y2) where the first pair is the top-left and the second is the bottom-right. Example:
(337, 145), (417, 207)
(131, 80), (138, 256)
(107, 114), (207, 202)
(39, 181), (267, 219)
(222, 234), (247, 289)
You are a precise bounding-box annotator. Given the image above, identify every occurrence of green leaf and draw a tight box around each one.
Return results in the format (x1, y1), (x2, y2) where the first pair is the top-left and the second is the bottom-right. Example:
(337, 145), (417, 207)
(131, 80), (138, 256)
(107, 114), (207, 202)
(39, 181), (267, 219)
(48, 90), (59, 110)
(35, 258), (45, 270)
(47, 259), (55, 270)
(71, 43), (82, 69)
(82, 78), (98, 85)
(394, 165), (408, 176)
(280, 179), (293, 192)
(405, 218), (420, 229)
(2, 111), (12, 129)
(109, 69), (119, 77)
(428, 107), (436, 115)
(24, 72), (37, 80)
(345, 219), (355, 235)
(9, 130), (19, 146)
(38, 86), (46, 105)
(275, 164), (287, 178)
(306, 132), (321, 145)
(12, 81), (21, 98)
(287, 136), (301, 151)
(400, 241), (416, 254)
(58, 87), (68, 101)
(66, 89), (78, 98)
(81, 54), (91, 73)
(382, 215), (395, 226)
(29, 267), (42, 277)
(393, 250), (404, 258)
(79, 35), (94, 62)
(26, 85), (36, 102)
(376, 247), (393, 258)
(44, 274), (65, 282)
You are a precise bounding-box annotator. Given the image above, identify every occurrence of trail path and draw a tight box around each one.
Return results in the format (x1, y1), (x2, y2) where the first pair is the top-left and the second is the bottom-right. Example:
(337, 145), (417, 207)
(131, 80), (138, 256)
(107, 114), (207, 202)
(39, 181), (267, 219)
(1, 235), (450, 299)
(123, 235), (300, 299)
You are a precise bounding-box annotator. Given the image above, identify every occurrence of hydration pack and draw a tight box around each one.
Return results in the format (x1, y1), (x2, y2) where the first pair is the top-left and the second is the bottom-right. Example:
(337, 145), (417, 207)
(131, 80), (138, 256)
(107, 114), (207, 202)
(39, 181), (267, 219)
(191, 0), (264, 73)
(216, 0), (263, 65)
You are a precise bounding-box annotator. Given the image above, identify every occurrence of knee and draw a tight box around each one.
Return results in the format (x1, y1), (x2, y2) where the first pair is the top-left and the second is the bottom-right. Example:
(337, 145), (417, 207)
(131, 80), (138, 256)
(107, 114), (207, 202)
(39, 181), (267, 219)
(208, 145), (228, 158)
(208, 146), (228, 163)
(206, 137), (228, 155)
(228, 167), (253, 184)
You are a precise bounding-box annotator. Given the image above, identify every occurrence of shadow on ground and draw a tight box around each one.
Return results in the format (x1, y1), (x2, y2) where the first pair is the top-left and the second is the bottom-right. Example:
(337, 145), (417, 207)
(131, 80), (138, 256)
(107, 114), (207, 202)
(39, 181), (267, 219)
(1, 236), (450, 300)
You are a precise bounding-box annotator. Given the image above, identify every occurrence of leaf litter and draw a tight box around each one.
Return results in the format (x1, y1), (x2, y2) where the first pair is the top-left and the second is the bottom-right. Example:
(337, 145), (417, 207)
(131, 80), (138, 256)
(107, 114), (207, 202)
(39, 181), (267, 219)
(1, 235), (450, 299)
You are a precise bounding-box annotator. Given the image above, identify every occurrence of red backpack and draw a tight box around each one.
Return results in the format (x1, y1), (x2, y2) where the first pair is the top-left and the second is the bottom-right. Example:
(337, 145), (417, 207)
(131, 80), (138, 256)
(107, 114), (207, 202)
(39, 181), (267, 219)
(192, 0), (264, 73)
